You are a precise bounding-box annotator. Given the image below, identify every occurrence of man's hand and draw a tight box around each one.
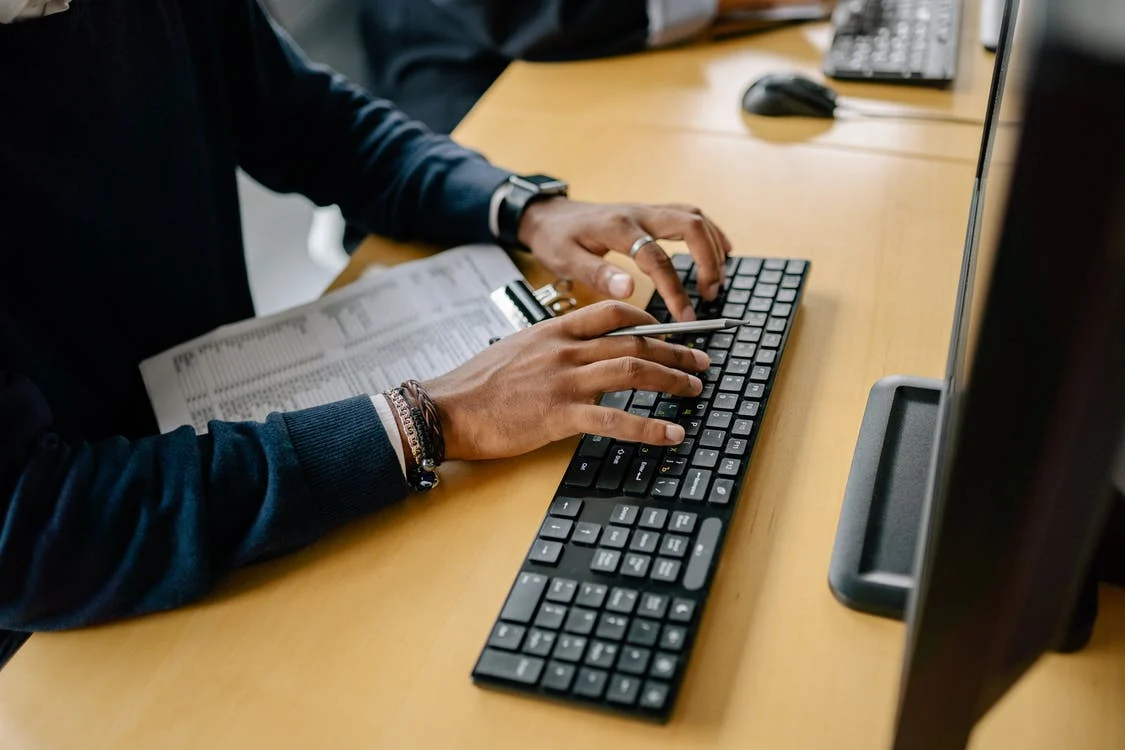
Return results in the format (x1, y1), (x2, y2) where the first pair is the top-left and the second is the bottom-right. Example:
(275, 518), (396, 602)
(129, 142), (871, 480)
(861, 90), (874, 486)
(518, 198), (732, 322)
(422, 301), (711, 462)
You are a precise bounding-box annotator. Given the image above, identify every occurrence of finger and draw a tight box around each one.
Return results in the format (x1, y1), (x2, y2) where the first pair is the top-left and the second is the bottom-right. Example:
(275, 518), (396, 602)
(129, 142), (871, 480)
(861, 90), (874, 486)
(553, 240), (637, 301)
(632, 241), (696, 323)
(642, 207), (725, 301)
(570, 404), (687, 445)
(561, 299), (657, 339)
(577, 356), (705, 399)
(577, 329), (711, 373)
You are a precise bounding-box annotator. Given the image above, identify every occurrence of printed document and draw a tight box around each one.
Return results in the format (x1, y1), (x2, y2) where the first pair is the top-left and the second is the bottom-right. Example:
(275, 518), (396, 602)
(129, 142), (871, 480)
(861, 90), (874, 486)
(140, 244), (522, 433)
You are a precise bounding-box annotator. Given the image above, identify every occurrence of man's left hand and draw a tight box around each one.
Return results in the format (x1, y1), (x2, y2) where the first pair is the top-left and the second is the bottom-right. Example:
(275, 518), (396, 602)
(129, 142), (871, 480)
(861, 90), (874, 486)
(517, 198), (732, 322)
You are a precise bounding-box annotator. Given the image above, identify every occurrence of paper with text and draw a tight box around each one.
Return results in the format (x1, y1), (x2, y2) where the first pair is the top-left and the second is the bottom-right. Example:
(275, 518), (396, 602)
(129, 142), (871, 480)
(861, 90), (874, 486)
(140, 244), (523, 433)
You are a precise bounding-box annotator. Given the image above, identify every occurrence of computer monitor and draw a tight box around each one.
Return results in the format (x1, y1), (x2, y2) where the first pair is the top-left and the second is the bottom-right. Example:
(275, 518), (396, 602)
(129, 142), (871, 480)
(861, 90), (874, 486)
(828, 0), (1125, 747)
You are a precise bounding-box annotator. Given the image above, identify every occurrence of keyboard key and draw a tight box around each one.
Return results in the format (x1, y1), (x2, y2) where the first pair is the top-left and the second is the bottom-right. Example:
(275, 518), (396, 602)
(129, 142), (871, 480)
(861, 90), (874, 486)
(766, 317), (787, 333)
(539, 518), (573, 541)
(732, 343), (757, 360)
(623, 458), (658, 495)
(732, 275), (756, 290)
(590, 549), (621, 574)
(671, 254), (693, 271)
(704, 365), (722, 383)
(706, 411), (733, 430)
(653, 401), (679, 419)
(760, 266), (784, 280)
(523, 628), (556, 656)
(660, 625), (687, 651)
(744, 312), (767, 327)
(541, 661), (576, 692)
(626, 618), (660, 647)
(528, 540), (563, 565)
(670, 511), (698, 534)
(785, 259), (807, 274)
(631, 390), (658, 408)
(740, 258), (763, 275)
(563, 458), (599, 487)
(709, 332), (735, 349)
(597, 446), (635, 491)
(578, 434), (612, 458)
(606, 587), (638, 614)
(499, 573), (548, 624)
(596, 614), (630, 640)
(572, 522), (601, 546)
(680, 417), (703, 437)
(726, 359), (751, 376)
(573, 668), (608, 698)
(692, 448), (719, 468)
(611, 503), (640, 525)
(638, 507), (668, 529)
(599, 391), (631, 410)
(719, 375), (745, 392)
(756, 348), (777, 365)
(725, 438), (749, 456)
(752, 284), (778, 299)
(547, 578), (578, 603)
(737, 326), (762, 343)
(658, 456), (688, 477)
(771, 303), (792, 318)
(651, 478), (680, 498)
(725, 289), (750, 305)
(707, 349), (728, 367)
(553, 634), (587, 662)
(721, 303), (746, 319)
(762, 332), (782, 348)
(777, 288), (797, 303)
(564, 607), (598, 635)
(585, 640), (619, 669)
(748, 297), (772, 313)
(622, 554), (652, 578)
(699, 429), (725, 449)
(659, 535), (690, 558)
(475, 649), (543, 686)
(630, 530), (660, 554)
(575, 582), (607, 608)
(535, 603), (567, 629)
(669, 438), (695, 457)
(738, 401), (760, 418)
(601, 526), (630, 549)
(669, 599), (697, 623)
(679, 399), (708, 419)
(650, 653), (679, 680)
(488, 623), (525, 651)
(713, 393), (738, 411)
(639, 593), (670, 619)
(781, 274), (801, 289)
(718, 458), (741, 477)
(549, 497), (583, 518)
(683, 517), (722, 591)
(751, 365), (771, 382)
(733, 418), (754, 437)
(618, 647), (651, 675)
(652, 557), (682, 583)
(607, 675), (642, 706)
(679, 468), (711, 502)
(640, 681), (670, 710)
(745, 382), (766, 399)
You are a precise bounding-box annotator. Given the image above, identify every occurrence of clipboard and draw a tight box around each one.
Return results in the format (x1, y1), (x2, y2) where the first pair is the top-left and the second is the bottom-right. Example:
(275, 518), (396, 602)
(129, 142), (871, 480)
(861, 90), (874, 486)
(488, 278), (578, 340)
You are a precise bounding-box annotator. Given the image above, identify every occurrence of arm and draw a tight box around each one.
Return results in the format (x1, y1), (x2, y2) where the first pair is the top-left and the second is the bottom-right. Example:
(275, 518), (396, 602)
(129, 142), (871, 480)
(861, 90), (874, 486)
(219, 0), (512, 245)
(0, 369), (408, 631)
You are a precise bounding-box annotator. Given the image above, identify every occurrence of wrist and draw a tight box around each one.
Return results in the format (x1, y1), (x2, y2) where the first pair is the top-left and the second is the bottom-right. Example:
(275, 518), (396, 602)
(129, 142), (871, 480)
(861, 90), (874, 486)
(495, 174), (569, 250)
(516, 195), (569, 251)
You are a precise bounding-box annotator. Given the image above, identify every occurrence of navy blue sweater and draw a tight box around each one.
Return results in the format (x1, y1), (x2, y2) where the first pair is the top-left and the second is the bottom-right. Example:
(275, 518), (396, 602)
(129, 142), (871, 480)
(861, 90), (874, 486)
(0, 0), (511, 635)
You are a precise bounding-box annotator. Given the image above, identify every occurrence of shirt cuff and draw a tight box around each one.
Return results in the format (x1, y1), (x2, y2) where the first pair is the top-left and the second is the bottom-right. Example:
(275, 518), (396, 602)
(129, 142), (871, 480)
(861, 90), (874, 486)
(488, 181), (514, 240)
(646, 0), (718, 47)
(371, 394), (407, 478)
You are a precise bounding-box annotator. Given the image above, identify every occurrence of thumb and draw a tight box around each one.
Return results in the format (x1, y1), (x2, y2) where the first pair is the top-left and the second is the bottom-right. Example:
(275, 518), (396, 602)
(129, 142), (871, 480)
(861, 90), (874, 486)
(563, 243), (635, 299)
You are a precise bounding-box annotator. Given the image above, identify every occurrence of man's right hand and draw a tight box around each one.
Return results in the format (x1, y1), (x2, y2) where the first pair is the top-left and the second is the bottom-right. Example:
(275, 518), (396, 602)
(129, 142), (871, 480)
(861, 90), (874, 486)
(422, 300), (710, 462)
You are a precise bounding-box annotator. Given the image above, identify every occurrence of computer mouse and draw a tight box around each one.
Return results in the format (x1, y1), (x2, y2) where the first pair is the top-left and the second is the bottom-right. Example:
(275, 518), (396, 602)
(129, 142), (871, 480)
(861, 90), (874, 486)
(741, 72), (839, 118)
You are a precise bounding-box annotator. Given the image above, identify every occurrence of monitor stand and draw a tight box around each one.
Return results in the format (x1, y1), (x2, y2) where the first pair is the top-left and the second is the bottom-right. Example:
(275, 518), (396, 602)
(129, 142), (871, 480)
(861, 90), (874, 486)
(827, 375), (1125, 653)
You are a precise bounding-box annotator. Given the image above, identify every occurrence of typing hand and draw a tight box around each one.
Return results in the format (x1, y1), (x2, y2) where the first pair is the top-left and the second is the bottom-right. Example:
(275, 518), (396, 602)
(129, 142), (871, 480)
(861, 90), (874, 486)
(517, 198), (731, 323)
(421, 301), (710, 462)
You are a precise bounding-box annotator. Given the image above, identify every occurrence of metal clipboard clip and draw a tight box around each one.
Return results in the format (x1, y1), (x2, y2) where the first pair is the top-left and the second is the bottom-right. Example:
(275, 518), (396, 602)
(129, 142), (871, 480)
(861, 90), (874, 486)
(488, 278), (578, 343)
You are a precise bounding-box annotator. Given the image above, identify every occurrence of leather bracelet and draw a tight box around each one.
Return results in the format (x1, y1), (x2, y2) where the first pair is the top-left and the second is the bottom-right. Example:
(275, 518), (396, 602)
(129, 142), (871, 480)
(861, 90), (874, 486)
(385, 386), (440, 491)
(403, 379), (445, 466)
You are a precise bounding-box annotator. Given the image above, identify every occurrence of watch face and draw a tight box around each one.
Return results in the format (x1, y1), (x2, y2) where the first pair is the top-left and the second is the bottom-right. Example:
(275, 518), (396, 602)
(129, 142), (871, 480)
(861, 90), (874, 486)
(512, 174), (568, 194)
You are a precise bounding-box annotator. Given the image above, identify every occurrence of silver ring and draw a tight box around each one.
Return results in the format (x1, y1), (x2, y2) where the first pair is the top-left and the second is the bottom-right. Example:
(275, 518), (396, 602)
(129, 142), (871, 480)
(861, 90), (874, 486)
(628, 234), (656, 259)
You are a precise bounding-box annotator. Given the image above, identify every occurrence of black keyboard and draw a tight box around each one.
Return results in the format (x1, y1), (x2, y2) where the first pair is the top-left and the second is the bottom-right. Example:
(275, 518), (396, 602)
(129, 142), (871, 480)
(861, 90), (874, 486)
(823, 0), (963, 85)
(470, 254), (810, 721)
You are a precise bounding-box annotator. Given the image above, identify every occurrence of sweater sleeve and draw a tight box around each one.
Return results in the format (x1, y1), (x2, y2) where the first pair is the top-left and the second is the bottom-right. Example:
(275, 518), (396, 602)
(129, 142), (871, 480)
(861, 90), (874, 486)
(0, 369), (409, 632)
(219, 0), (513, 245)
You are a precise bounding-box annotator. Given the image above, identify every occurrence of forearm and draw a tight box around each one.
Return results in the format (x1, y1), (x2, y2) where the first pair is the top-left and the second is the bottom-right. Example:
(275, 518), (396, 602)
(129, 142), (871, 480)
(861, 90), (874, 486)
(0, 373), (408, 632)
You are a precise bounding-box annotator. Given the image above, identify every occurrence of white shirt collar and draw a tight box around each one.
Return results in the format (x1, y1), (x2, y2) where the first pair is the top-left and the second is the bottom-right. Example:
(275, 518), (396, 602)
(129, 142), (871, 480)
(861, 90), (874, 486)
(0, 0), (71, 23)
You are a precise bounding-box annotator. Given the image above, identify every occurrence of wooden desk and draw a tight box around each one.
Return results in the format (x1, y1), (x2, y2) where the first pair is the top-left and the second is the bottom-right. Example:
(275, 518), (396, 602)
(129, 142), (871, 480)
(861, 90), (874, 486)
(2, 14), (1123, 750)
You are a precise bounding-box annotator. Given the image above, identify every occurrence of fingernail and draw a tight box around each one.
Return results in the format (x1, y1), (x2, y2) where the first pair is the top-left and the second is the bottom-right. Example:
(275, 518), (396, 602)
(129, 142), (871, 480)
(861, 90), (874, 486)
(608, 273), (632, 298)
(664, 423), (686, 443)
(689, 375), (703, 392)
(679, 305), (697, 322)
(692, 350), (710, 369)
(706, 282), (721, 299)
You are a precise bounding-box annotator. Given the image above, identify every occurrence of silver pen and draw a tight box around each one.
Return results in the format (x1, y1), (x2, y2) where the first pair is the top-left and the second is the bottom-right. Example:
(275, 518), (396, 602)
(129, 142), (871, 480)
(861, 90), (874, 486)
(604, 318), (744, 338)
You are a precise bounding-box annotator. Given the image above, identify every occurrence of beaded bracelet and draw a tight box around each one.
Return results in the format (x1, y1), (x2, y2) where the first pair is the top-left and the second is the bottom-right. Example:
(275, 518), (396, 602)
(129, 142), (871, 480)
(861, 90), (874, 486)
(384, 384), (442, 492)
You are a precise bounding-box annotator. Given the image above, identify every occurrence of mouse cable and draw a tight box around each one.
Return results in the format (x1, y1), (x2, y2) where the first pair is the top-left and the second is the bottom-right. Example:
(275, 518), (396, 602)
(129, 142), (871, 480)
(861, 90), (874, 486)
(835, 101), (987, 126)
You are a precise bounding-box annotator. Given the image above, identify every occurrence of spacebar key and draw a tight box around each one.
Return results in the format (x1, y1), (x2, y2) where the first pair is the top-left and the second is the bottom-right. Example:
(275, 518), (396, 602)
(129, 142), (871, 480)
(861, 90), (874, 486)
(683, 518), (723, 591)
(475, 649), (544, 685)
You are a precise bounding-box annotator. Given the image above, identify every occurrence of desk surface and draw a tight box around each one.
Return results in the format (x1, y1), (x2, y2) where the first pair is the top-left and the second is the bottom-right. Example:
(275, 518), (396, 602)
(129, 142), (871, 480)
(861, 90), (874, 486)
(3, 14), (1124, 750)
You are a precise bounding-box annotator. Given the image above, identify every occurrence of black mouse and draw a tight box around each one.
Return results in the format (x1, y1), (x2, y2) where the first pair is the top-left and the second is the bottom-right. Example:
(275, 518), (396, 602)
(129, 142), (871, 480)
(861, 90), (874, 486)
(741, 72), (839, 118)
